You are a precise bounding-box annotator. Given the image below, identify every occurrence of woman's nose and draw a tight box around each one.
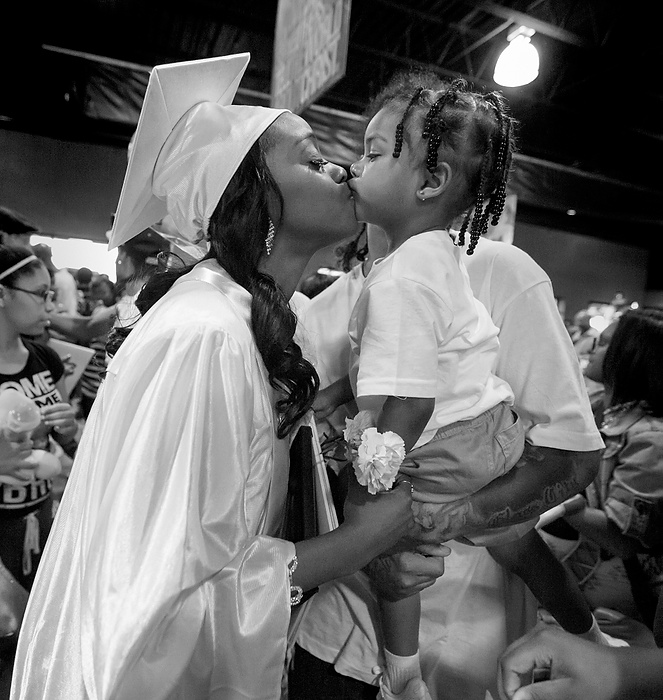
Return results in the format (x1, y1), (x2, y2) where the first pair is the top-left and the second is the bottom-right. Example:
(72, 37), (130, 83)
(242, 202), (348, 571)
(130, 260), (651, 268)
(328, 162), (348, 184)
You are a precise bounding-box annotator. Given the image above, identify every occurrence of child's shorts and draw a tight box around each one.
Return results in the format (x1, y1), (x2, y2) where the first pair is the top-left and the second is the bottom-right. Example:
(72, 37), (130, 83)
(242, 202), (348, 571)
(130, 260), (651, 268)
(399, 401), (536, 547)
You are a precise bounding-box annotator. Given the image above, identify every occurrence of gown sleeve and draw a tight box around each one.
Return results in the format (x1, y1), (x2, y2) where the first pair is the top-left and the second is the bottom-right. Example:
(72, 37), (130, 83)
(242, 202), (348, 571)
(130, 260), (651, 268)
(11, 319), (295, 700)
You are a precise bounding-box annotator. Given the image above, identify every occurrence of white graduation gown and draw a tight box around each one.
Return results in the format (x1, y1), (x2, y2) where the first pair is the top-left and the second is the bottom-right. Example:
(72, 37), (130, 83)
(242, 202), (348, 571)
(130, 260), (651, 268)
(10, 260), (296, 700)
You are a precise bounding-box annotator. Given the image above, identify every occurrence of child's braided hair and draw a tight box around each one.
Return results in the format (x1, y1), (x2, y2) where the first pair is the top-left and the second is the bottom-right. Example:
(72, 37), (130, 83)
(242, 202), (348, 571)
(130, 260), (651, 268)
(368, 69), (517, 255)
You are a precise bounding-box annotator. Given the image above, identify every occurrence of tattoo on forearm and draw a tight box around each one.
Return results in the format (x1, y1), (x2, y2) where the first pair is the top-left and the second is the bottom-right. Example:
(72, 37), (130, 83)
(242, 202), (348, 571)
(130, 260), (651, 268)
(487, 476), (581, 528)
(542, 476), (581, 508)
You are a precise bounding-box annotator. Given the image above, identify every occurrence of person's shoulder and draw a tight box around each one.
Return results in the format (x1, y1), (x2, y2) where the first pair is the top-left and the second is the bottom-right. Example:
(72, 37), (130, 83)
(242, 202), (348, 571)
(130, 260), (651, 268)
(467, 238), (550, 287)
(137, 280), (257, 348)
(472, 237), (543, 268)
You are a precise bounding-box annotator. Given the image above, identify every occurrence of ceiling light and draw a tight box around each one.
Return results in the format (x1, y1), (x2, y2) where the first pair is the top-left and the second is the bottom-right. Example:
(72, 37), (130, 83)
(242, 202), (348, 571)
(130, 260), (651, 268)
(494, 26), (539, 87)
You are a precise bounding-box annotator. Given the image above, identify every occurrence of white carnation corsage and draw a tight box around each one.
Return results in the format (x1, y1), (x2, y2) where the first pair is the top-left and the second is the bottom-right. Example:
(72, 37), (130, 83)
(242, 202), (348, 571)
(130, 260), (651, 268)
(344, 412), (405, 495)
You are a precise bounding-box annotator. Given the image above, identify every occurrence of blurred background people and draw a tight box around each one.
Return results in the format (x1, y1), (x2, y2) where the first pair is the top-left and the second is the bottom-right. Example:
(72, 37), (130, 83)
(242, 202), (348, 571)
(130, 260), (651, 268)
(0, 207), (38, 250)
(31, 243), (78, 316)
(113, 226), (169, 326)
(571, 309), (599, 369)
(543, 307), (663, 634)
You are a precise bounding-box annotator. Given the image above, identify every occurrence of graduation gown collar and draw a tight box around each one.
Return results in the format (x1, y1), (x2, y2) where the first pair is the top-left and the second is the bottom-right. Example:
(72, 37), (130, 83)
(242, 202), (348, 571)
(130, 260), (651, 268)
(176, 258), (252, 324)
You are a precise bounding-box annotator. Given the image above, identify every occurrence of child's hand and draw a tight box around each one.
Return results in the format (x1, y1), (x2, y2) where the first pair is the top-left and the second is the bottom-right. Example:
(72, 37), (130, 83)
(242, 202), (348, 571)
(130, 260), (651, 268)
(312, 386), (340, 420)
(313, 376), (354, 420)
(40, 402), (78, 440)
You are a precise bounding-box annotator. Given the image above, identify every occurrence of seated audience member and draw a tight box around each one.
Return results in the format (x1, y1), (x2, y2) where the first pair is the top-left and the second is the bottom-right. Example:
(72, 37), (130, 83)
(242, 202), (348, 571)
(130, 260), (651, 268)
(547, 308), (663, 628)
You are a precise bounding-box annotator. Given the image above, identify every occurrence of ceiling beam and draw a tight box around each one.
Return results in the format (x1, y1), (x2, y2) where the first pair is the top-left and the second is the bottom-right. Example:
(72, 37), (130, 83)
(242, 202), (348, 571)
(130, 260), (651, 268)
(477, 2), (589, 47)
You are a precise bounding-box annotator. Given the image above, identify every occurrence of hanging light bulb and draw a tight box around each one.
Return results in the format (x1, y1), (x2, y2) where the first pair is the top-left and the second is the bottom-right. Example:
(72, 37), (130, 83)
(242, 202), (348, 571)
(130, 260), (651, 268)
(494, 26), (539, 87)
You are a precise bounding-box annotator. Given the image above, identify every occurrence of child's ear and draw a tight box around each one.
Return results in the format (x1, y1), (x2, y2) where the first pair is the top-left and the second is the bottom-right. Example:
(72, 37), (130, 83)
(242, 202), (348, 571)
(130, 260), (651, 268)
(416, 162), (452, 201)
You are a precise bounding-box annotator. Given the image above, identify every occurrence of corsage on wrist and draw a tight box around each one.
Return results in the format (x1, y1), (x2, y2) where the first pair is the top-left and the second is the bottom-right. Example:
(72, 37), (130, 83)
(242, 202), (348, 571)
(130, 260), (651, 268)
(343, 411), (405, 495)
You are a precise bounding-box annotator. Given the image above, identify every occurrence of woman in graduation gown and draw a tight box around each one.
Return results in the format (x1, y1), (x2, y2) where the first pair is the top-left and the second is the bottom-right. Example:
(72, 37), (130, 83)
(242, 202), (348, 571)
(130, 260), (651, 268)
(9, 54), (422, 700)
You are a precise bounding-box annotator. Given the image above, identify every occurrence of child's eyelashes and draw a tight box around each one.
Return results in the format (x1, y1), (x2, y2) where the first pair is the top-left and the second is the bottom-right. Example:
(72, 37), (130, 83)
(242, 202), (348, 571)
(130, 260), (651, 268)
(310, 158), (329, 171)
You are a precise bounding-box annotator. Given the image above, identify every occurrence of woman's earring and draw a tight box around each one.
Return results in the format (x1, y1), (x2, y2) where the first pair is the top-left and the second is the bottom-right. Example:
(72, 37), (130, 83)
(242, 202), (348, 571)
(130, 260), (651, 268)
(265, 219), (275, 256)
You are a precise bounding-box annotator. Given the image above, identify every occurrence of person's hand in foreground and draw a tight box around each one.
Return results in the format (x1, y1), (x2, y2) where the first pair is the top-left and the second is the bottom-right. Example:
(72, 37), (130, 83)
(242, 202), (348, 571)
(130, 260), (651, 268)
(498, 623), (663, 700)
(498, 624), (618, 700)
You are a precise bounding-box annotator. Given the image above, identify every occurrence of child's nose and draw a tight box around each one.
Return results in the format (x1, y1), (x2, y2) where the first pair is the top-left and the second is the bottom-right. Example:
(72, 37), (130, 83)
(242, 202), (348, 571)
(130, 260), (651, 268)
(328, 162), (348, 183)
(350, 161), (362, 177)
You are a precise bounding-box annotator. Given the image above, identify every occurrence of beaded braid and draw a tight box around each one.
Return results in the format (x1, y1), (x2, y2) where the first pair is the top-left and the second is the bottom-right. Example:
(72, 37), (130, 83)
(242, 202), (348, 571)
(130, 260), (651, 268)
(464, 92), (514, 255)
(484, 93), (511, 226)
(423, 96), (446, 173)
(466, 154), (492, 254)
(393, 87), (424, 158)
(421, 80), (462, 173)
(456, 210), (472, 248)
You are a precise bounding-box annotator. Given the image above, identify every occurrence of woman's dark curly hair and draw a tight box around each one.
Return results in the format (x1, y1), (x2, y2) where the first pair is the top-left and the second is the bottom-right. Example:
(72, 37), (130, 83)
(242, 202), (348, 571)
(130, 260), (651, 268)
(108, 128), (319, 438)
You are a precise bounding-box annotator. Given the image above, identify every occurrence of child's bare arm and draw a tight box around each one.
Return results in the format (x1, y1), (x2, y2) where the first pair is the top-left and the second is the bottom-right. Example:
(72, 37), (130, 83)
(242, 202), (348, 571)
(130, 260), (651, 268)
(378, 396), (435, 453)
(312, 375), (355, 420)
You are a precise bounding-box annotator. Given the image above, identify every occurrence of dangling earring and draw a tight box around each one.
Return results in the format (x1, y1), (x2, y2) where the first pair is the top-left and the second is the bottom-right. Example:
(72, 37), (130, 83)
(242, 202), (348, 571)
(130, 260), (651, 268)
(265, 219), (275, 256)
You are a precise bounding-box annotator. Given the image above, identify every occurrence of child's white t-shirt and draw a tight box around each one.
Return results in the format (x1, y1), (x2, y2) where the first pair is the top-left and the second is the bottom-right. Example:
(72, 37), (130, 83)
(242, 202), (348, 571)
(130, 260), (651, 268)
(348, 229), (513, 448)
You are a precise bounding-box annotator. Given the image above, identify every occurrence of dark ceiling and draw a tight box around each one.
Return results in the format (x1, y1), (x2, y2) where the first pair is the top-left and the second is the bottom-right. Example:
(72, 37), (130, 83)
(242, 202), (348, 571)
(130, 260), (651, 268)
(2, 1), (662, 243)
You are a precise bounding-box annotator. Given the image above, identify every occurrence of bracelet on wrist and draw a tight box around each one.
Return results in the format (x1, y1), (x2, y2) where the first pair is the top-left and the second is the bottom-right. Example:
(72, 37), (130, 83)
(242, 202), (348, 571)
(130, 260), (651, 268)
(288, 554), (304, 607)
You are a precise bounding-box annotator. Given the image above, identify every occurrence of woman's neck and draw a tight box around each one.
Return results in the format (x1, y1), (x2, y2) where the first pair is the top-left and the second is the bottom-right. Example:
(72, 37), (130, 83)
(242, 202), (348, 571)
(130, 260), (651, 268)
(259, 243), (314, 300)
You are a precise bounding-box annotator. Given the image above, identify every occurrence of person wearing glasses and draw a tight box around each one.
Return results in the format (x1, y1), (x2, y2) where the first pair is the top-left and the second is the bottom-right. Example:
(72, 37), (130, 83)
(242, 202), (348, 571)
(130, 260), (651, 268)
(0, 244), (77, 697)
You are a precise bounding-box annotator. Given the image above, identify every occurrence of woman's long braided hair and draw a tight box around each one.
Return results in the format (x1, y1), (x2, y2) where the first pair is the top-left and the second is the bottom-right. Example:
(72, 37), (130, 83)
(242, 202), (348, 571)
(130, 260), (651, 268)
(368, 69), (517, 254)
(108, 134), (319, 438)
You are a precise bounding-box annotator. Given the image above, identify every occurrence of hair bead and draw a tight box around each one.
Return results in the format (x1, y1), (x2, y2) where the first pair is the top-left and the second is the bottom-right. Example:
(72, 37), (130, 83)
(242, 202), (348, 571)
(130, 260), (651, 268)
(392, 87), (424, 159)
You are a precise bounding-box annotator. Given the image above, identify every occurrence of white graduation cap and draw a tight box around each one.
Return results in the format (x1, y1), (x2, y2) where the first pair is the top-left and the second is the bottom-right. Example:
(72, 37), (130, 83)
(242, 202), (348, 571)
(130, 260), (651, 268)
(109, 53), (287, 259)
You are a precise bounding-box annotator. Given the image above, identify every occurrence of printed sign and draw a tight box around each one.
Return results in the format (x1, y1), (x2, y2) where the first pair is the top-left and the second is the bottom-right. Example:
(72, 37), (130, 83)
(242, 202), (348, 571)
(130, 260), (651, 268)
(271, 0), (352, 114)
